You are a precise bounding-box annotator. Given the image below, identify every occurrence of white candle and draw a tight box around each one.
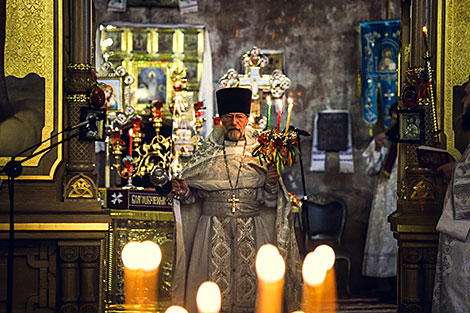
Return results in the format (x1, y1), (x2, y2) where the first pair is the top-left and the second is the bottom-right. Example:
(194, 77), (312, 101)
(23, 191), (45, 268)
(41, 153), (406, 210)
(285, 97), (294, 134)
(196, 281), (222, 313)
(301, 251), (327, 313)
(121, 241), (162, 305)
(255, 244), (285, 313)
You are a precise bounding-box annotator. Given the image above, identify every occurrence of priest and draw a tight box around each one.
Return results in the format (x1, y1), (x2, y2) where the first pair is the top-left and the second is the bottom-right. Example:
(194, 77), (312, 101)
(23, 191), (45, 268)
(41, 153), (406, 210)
(432, 76), (470, 312)
(171, 87), (302, 313)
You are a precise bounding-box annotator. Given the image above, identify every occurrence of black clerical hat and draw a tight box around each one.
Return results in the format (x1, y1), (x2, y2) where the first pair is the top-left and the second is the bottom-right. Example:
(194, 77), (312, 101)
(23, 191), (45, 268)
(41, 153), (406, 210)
(216, 87), (252, 116)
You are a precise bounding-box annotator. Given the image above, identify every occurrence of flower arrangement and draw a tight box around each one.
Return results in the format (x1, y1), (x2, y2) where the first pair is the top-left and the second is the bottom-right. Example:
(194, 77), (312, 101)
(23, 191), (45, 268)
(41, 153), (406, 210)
(252, 129), (299, 174)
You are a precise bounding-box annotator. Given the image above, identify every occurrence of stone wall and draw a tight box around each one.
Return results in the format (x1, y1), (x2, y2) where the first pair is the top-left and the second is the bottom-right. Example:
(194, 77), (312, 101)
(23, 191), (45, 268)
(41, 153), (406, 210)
(93, 0), (400, 294)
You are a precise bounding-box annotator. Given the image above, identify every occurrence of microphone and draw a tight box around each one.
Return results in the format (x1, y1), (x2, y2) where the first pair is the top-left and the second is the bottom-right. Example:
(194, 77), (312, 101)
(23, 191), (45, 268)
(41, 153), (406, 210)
(79, 108), (107, 141)
(289, 126), (311, 137)
(87, 115), (98, 132)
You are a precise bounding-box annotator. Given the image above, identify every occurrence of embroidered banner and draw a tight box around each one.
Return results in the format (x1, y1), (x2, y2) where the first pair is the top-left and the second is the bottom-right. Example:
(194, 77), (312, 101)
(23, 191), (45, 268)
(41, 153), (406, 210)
(310, 110), (354, 173)
(360, 20), (400, 129)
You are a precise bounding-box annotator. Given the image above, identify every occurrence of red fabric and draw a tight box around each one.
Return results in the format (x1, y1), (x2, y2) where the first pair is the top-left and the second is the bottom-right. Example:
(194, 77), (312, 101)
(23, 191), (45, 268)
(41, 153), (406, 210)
(383, 142), (397, 175)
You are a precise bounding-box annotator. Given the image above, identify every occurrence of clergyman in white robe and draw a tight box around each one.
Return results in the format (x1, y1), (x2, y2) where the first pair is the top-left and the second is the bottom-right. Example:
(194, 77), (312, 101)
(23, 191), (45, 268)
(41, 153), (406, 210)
(432, 142), (470, 313)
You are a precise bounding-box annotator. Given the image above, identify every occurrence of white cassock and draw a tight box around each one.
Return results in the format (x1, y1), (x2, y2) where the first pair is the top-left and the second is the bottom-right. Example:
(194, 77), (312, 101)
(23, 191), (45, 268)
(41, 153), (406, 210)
(362, 139), (398, 277)
(432, 143), (470, 313)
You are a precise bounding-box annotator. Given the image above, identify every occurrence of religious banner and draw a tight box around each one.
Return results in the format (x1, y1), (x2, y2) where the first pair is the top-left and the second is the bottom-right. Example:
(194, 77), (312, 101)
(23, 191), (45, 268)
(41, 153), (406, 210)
(360, 20), (400, 130)
(310, 110), (354, 173)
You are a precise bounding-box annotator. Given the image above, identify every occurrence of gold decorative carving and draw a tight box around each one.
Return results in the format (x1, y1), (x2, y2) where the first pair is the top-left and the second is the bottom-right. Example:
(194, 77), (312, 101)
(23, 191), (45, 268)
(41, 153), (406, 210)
(1, 0), (63, 179)
(65, 174), (96, 199)
(437, 0), (470, 160)
(400, 178), (407, 200)
(66, 63), (94, 71)
(403, 44), (411, 63)
(66, 94), (91, 103)
(410, 179), (435, 200)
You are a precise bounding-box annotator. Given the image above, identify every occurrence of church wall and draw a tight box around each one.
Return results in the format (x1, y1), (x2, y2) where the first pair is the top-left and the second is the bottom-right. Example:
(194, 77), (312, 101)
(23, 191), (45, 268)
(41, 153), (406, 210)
(93, 0), (400, 295)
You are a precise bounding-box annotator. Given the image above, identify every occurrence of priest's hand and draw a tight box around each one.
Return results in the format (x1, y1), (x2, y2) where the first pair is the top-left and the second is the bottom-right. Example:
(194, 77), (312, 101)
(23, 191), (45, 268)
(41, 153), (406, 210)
(437, 162), (455, 180)
(172, 179), (189, 196)
(374, 132), (387, 151)
(266, 164), (280, 185)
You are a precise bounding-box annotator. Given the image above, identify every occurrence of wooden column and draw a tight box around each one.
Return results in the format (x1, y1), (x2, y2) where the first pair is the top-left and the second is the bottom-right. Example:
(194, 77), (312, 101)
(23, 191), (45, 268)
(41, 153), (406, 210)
(64, 0), (98, 201)
(389, 1), (445, 312)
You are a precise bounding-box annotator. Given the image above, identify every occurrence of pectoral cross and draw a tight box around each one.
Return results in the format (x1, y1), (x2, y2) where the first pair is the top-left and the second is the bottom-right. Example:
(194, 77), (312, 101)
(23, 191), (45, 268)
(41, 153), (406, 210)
(228, 193), (240, 213)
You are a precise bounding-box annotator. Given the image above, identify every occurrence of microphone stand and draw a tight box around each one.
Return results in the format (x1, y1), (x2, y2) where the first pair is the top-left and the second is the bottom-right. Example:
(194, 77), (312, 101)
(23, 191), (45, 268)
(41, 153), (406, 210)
(1, 117), (94, 313)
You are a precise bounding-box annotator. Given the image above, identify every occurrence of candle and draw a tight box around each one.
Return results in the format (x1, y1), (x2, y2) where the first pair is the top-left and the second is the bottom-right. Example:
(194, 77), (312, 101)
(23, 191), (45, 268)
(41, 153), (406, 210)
(255, 244), (285, 313)
(276, 98), (284, 131)
(165, 306), (189, 313)
(128, 128), (133, 157)
(196, 281), (221, 313)
(301, 251), (327, 313)
(266, 95), (272, 129)
(122, 241), (162, 305)
(313, 244), (335, 271)
(422, 26), (429, 54)
(313, 245), (337, 312)
(285, 97), (294, 134)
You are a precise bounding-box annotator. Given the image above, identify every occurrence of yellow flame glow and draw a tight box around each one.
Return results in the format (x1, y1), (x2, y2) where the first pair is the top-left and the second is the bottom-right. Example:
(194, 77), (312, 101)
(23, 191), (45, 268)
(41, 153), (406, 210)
(302, 251), (327, 287)
(164, 305), (189, 313)
(255, 244), (286, 283)
(196, 281), (221, 313)
(313, 244), (336, 270)
(121, 241), (162, 271)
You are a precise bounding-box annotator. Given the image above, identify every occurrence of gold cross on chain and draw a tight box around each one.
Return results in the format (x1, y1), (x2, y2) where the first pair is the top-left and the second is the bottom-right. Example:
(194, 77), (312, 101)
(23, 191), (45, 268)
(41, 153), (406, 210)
(227, 193), (240, 213)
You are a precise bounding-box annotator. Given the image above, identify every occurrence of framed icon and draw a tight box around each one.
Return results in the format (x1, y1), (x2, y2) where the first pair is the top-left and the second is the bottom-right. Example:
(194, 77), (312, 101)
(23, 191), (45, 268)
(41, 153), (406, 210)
(398, 109), (426, 143)
(97, 77), (124, 112)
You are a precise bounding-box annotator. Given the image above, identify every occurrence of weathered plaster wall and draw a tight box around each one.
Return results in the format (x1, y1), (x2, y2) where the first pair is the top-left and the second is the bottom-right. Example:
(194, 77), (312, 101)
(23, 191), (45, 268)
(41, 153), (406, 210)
(94, 0), (400, 294)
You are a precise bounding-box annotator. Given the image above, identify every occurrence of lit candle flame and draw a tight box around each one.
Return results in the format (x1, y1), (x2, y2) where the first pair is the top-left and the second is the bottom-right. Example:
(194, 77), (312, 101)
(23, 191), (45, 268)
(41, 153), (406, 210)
(422, 26), (428, 35)
(255, 244), (285, 313)
(196, 281), (221, 313)
(165, 306), (189, 313)
(302, 251), (327, 287)
(313, 244), (336, 271)
(255, 244), (286, 282)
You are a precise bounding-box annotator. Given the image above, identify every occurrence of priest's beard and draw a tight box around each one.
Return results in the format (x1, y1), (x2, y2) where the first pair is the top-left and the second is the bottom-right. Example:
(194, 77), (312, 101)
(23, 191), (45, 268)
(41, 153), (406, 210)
(225, 128), (245, 141)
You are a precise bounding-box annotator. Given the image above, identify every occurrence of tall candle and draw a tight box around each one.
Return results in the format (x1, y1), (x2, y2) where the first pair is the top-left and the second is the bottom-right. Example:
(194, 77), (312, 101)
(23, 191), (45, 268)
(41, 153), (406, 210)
(301, 251), (327, 313)
(266, 95), (272, 129)
(255, 244), (285, 313)
(276, 98), (284, 131)
(422, 26), (429, 54)
(128, 128), (133, 157)
(285, 97), (294, 134)
(122, 241), (162, 305)
(196, 281), (221, 313)
(314, 245), (337, 312)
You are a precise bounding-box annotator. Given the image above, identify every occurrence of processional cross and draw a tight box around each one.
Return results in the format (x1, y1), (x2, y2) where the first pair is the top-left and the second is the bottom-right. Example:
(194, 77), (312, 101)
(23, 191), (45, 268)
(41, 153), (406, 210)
(228, 193), (240, 213)
(218, 47), (291, 118)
